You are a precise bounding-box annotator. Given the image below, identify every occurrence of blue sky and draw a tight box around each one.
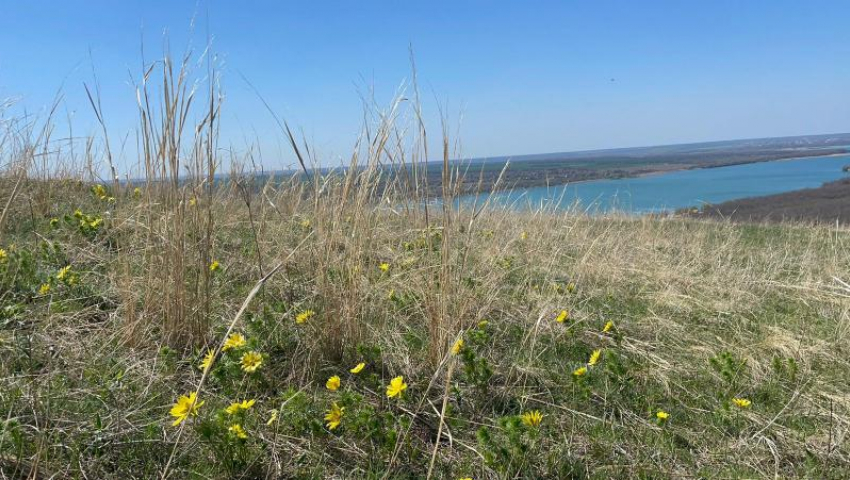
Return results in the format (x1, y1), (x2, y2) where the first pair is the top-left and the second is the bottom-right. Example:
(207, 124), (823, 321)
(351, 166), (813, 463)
(2, 1), (849, 171)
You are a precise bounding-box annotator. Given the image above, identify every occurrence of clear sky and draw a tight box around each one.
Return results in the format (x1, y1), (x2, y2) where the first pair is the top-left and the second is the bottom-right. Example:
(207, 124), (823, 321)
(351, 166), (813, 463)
(2, 1), (849, 171)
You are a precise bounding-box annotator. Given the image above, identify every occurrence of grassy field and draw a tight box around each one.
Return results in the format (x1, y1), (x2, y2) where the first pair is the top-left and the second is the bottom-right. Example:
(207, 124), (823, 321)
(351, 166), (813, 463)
(2, 53), (850, 479)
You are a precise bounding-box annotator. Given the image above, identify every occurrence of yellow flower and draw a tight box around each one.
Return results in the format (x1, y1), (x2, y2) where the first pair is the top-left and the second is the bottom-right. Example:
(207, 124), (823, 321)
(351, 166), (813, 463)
(266, 409), (279, 426)
(451, 338), (464, 355)
(228, 423), (248, 439)
(92, 184), (107, 199)
(169, 392), (204, 426)
(49, 218), (59, 228)
(106, 196), (116, 203)
(0, 249), (6, 262)
(566, 282), (576, 293)
(520, 231), (528, 240)
(240, 351), (263, 373)
(573, 366), (587, 377)
(199, 349), (215, 373)
(656, 410), (669, 421)
(295, 309), (315, 324)
(300, 218), (311, 229)
(386, 376), (408, 398)
(133, 187), (142, 198)
(326, 375), (341, 391)
(459, 478), (473, 480)
(225, 399), (256, 415)
(379, 262), (390, 272)
(350, 362), (366, 374)
(324, 402), (344, 430)
(38, 283), (51, 295)
(222, 333), (246, 351)
(521, 410), (543, 427)
(56, 265), (72, 281)
(188, 197), (197, 207)
(555, 310), (569, 323)
(209, 260), (220, 272)
(588, 349), (602, 366)
(602, 321), (614, 333)
(732, 398), (752, 408)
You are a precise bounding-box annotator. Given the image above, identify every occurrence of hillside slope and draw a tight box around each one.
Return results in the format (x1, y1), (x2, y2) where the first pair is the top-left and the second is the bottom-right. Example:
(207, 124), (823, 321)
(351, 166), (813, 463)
(689, 177), (850, 225)
(2, 180), (849, 479)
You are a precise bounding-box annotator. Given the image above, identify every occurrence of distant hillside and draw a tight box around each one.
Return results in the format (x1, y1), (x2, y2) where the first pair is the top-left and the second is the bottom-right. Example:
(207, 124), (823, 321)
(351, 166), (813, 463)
(685, 176), (850, 225)
(433, 133), (850, 196)
(469, 132), (850, 166)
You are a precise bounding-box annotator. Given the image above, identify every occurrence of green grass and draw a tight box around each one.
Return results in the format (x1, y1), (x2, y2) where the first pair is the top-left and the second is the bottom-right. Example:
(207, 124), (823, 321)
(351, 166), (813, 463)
(2, 180), (850, 479)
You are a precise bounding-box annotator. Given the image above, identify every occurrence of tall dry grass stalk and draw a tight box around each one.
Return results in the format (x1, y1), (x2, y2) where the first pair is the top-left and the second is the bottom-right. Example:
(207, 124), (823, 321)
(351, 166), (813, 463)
(56, 39), (482, 364)
(128, 44), (221, 346)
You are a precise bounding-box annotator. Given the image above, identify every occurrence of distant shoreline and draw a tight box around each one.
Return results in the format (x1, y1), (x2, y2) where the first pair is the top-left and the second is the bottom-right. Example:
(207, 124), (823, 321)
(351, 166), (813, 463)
(629, 150), (850, 181)
(466, 147), (850, 195)
(680, 165), (850, 225)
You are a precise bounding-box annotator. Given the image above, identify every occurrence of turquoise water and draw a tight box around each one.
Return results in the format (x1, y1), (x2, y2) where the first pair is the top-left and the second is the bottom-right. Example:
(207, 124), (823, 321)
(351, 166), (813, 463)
(458, 154), (850, 213)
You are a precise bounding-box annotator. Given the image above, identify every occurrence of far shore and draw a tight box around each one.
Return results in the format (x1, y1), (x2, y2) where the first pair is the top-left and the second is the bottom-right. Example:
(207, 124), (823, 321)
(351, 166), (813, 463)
(460, 147), (850, 196)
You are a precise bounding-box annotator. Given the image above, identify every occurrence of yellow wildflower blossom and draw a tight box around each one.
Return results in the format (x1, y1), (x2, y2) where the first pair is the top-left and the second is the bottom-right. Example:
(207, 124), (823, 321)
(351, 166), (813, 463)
(521, 410), (543, 427)
(38, 283), (51, 295)
(656, 410), (670, 421)
(451, 338), (464, 355)
(300, 218), (311, 229)
(555, 310), (569, 323)
(732, 398), (752, 408)
(566, 282), (576, 293)
(295, 310), (315, 324)
(386, 376), (408, 398)
(240, 351), (263, 373)
(133, 187), (142, 198)
(266, 409), (279, 426)
(573, 366), (587, 377)
(222, 333), (246, 351)
(56, 265), (72, 281)
(188, 197), (197, 207)
(520, 231), (528, 240)
(199, 349), (215, 373)
(379, 262), (390, 272)
(92, 184), (107, 199)
(326, 375), (341, 391)
(602, 321), (614, 333)
(169, 392), (204, 426)
(228, 423), (248, 439)
(350, 362), (366, 374)
(209, 260), (220, 272)
(225, 399), (256, 415)
(588, 349), (602, 366)
(0, 249), (6, 262)
(324, 402), (344, 430)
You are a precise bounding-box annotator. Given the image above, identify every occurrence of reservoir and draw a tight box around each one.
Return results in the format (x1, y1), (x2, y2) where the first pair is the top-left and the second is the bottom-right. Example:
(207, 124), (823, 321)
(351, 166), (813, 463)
(458, 154), (850, 213)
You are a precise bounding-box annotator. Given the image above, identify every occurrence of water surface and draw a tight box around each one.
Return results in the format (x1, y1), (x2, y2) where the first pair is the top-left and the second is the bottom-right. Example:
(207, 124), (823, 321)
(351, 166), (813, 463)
(458, 154), (850, 213)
